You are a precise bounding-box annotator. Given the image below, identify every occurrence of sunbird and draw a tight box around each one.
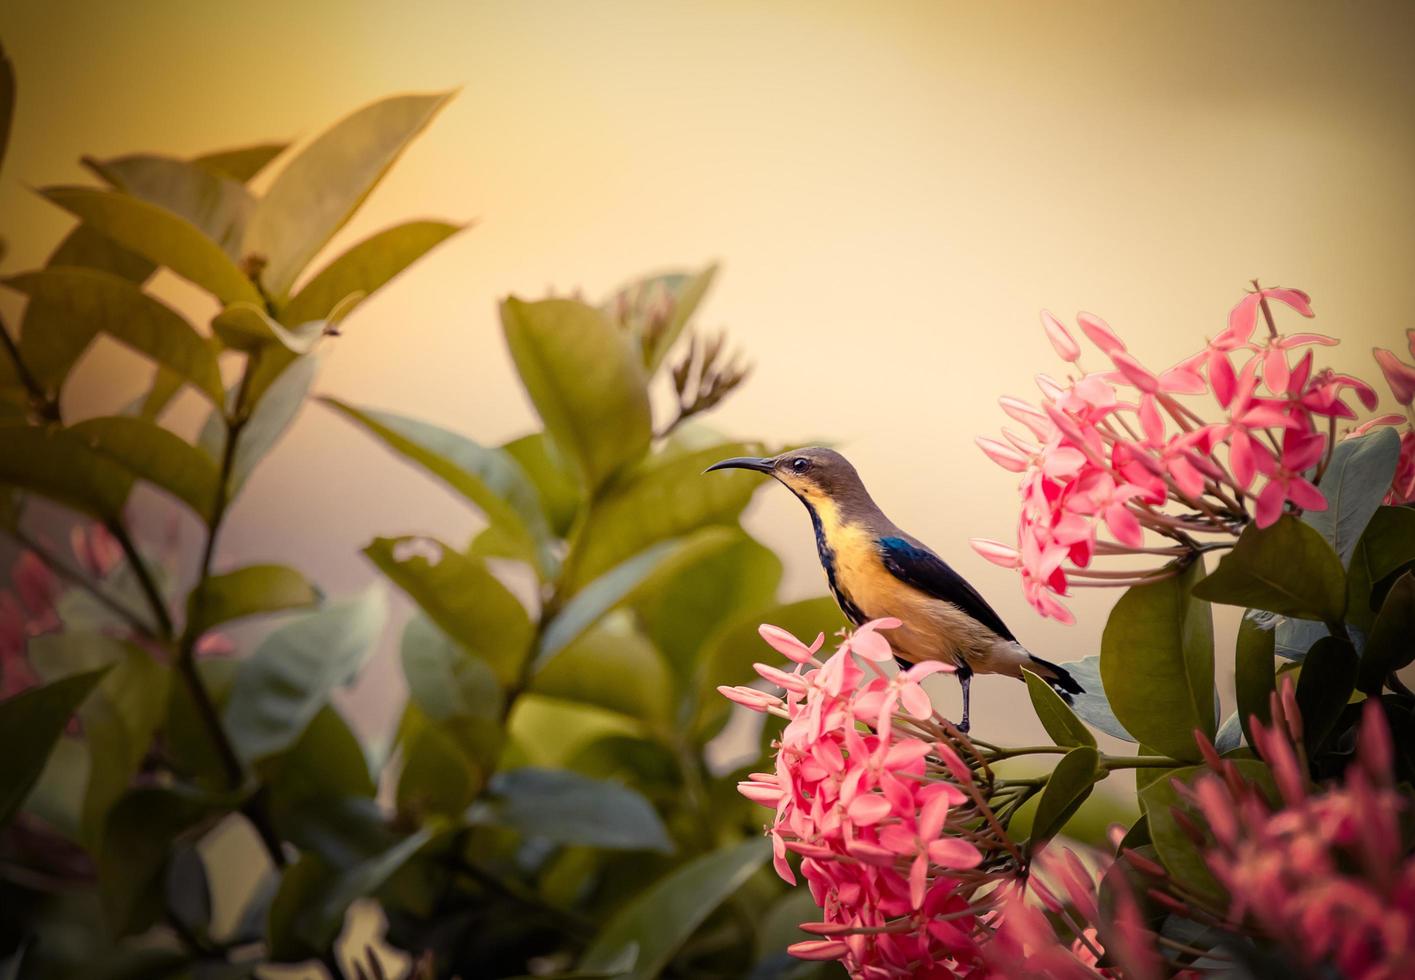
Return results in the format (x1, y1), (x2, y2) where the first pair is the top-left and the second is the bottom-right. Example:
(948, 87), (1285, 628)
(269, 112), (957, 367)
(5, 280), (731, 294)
(706, 447), (1081, 731)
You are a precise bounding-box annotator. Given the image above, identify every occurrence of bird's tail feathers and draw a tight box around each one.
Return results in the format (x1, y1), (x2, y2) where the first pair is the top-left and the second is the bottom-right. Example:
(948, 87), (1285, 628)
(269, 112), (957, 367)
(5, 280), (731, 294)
(1027, 654), (1084, 704)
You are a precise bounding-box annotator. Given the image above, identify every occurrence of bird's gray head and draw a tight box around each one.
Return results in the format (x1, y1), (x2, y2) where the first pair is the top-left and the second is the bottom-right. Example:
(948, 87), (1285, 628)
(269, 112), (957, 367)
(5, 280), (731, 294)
(704, 447), (870, 509)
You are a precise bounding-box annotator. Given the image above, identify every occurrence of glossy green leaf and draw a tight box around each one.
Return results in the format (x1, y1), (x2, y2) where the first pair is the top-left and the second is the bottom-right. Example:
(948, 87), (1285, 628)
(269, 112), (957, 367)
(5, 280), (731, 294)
(398, 722), (481, 819)
(580, 838), (769, 978)
(82, 153), (255, 260)
(194, 142), (288, 182)
(1023, 669), (1096, 748)
(1358, 571), (1415, 694)
(99, 785), (228, 938)
(503, 432), (581, 536)
(471, 767), (672, 853)
(532, 613), (673, 724)
(38, 186), (259, 304)
(1347, 506), (1415, 632)
(0, 667), (110, 827)
(69, 416), (220, 521)
(1058, 655), (1136, 742)
(212, 302), (324, 354)
(230, 351), (320, 490)
(223, 587), (386, 762)
(1235, 613), (1277, 747)
(7, 267), (225, 402)
(1303, 428), (1401, 564)
(506, 694), (640, 770)
(280, 219), (463, 325)
(365, 536), (531, 687)
(1030, 745), (1100, 842)
(501, 297), (652, 492)
(265, 705), (375, 825)
(135, 366), (185, 420)
(245, 92), (454, 299)
(1192, 516), (1346, 624)
(0, 425), (133, 520)
(1295, 634), (1358, 751)
(562, 441), (766, 592)
(185, 563), (318, 637)
(603, 263), (718, 372)
(534, 538), (687, 674)
(1101, 561), (1215, 761)
(326, 400), (554, 573)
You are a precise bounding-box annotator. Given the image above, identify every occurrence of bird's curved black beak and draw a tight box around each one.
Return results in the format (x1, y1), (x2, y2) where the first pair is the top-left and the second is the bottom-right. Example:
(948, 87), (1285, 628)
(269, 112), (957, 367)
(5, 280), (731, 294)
(704, 455), (775, 475)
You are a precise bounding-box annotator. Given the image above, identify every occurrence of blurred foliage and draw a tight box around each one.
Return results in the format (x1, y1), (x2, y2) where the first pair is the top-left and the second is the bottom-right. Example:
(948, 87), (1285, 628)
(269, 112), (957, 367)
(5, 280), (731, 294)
(0, 44), (848, 980)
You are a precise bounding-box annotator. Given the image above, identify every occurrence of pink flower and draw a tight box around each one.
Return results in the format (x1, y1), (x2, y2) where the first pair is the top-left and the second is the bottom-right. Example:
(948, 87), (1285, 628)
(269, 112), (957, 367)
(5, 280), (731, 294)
(758, 624), (825, 664)
(71, 524), (123, 579)
(1253, 429), (1327, 528)
(1374, 348), (1415, 406)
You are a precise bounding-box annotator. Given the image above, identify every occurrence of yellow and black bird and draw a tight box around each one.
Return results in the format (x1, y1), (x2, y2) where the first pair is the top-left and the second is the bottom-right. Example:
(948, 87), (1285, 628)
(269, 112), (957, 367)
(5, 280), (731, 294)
(706, 447), (1081, 731)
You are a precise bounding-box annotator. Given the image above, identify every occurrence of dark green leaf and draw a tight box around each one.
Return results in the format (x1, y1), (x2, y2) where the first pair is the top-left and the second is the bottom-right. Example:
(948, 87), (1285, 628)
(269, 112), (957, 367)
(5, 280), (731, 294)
(580, 838), (769, 978)
(83, 154), (255, 260)
(1295, 635), (1358, 750)
(397, 723), (481, 818)
(1023, 669), (1096, 748)
(69, 415), (220, 521)
(1191, 516), (1346, 624)
(0, 425), (133, 520)
(164, 845), (212, 941)
(327, 400), (554, 574)
(245, 92), (455, 299)
(501, 297), (652, 492)
(38, 187), (259, 304)
(280, 220), (464, 325)
(0, 667), (110, 826)
(1235, 613), (1276, 747)
(164, 658), (238, 790)
(193, 142), (288, 182)
(1348, 506), (1415, 632)
(1030, 745), (1100, 842)
(562, 441), (766, 592)
(1059, 654), (1136, 742)
(224, 588), (385, 762)
(1358, 571), (1415, 694)
(503, 432), (581, 536)
(229, 351), (320, 491)
(532, 613), (673, 724)
(185, 564), (318, 637)
(212, 302), (324, 353)
(265, 705), (375, 823)
(472, 767), (672, 853)
(1101, 561), (1215, 761)
(1303, 428), (1401, 564)
(603, 263), (718, 372)
(365, 536), (531, 687)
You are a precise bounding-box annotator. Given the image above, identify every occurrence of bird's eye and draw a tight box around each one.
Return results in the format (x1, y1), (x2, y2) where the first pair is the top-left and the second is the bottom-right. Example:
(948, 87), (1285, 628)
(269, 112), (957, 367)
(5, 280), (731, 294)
(790, 457), (811, 473)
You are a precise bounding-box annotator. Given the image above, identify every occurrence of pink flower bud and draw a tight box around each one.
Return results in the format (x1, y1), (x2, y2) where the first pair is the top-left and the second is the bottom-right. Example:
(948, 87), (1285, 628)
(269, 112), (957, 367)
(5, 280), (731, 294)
(1040, 310), (1081, 362)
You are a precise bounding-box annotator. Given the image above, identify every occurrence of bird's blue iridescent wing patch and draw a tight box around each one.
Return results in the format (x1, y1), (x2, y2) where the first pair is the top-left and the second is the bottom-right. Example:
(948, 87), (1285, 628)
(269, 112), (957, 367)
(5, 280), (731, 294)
(876, 536), (1016, 642)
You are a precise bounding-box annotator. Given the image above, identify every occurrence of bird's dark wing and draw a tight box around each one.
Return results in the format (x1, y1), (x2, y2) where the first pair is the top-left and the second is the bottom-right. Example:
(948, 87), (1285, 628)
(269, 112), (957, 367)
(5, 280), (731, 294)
(876, 535), (1016, 642)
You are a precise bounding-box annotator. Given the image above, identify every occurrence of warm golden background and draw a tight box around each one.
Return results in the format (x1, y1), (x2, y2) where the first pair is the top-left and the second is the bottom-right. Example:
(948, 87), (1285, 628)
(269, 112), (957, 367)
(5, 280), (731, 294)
(3, 0), (1413, 746)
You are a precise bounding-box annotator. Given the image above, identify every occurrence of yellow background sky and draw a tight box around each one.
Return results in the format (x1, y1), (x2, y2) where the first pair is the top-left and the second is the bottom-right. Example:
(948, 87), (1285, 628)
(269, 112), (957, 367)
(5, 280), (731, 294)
(2, 1), (1413, 745)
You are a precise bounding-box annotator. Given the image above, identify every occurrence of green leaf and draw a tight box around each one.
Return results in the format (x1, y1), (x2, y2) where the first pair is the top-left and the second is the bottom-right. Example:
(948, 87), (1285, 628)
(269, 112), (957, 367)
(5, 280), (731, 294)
(603, 263), (718, 372)
(1023, 669), (1096, 748)
(1101, 560), (1215, 762)
(165, 845), (212, 942)
(0, 667), (111, 827)
(5, 267), (225, 402)
(534, 538), (686, 673)
(365, 537), (531, 687)
(326, 400), (554, 574)
(1358, 571), (1415, 695)
(245, 92), (455, 299)
(1303, 428), (1401, 564)
(397, 722), (481, 819)
(212, 302), (325, 354)
(0, 425), (134, 520)
(1030, 745), (1100, 842)
(265, 705), (375, 823)
(223, 588), (386, 762)
(580, 838), (769, 978)
(471, 767), (673, 853)
(1191, 516), (1346, 624)
(38, 186), (260, 304)
(164, 659), (237, 790)
(1058, 655), (1136, 743)
(185, 564), (318, 637)
(1294, 635), (1357, 751)
(1347, 506), (1415, 632)
(69, 416), (220, 521)
(82, 154), (255, 261)
(400, 614), (503, 724)
(193, 142), (288, 182)
(562, 441), (766, 593)
(1235, 613), (1276, 748)
(280, 220), (463, 325)
(501, 297), (652, 492)
(99, 785), (228, 937)
(229, 351), (320, 491)
(503, 432), (581, 536)
(135, 366), (185, 420)
(531, 612), (673, 724)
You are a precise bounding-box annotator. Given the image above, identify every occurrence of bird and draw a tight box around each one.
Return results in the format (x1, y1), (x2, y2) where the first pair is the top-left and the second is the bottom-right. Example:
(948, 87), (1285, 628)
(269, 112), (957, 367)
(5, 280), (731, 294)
(705, 447), (1081, 732)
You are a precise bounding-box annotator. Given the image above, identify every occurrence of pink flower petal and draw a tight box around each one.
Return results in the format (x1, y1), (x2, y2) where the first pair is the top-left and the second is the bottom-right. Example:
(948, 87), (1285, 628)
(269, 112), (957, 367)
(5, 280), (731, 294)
(848, 793), (893, 825)
(787, 940), (849, 961)
(926, 837), (983, 869)
(1263, 346), (1290, 393)
(1255, 480), (1286, 528)
(1077, 312), (1125, 354)
(976, 436), (1028, 472)
(1374, 348), (1415, 406)
(1209, 350), (1237, 408)
(759, 624), (819, 663)
(850, 629), (895, 663)
(1227, 293), (1261, 344)
(1262, 287), (1314, 317)
(899, 682), (933, 720)
(1040, 310), (1081, 362)
(970, 538), (1019, 568)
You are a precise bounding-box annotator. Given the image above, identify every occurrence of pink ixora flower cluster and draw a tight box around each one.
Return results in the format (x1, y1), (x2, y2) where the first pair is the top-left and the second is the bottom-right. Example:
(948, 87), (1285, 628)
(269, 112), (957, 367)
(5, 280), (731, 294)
(972, 284), (1395, 623)
(1176, 684), (1415, 979)
(721, 620), (1021, 979)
